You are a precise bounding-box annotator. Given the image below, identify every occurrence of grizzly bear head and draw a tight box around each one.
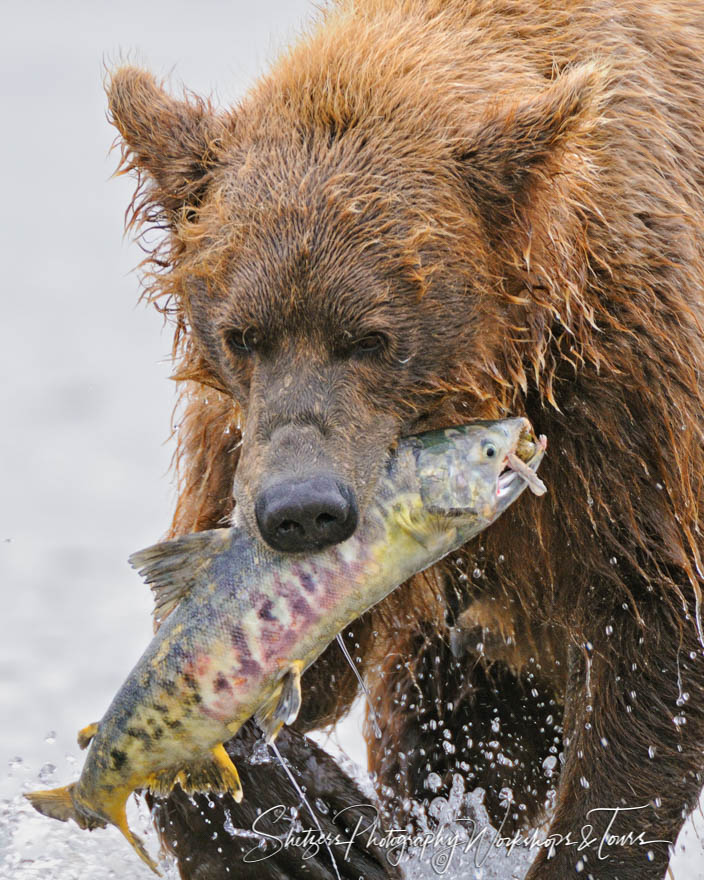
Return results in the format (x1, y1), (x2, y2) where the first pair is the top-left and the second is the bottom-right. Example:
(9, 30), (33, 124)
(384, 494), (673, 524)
(107, 51), (604, 551)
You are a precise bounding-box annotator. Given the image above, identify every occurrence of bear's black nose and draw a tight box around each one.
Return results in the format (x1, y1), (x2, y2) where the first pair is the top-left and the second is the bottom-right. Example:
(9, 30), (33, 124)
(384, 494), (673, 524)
(255, 475), (358, 553)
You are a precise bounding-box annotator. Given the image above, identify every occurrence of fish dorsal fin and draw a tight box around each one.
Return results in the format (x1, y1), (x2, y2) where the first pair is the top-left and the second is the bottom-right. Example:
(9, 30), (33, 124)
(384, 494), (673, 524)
(128, 529), (234, 624)
(254, 661), (304, 743)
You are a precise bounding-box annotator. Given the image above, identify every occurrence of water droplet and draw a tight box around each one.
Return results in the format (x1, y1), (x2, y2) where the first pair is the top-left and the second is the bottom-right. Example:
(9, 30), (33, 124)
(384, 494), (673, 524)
(38, 762), (56, 783)
(223, 809), (236, 837)
(580, 776), (590, 789)
(44, 730), (56, 744)
(542, 755), (557, 776)
(609, 557), (617, 565)
(648, 746), (656, 759)
(425, 772), (442, 792)
(605, 625), (613, 636)
(600, 737), (609, 748)
(472, 568), (482, 579)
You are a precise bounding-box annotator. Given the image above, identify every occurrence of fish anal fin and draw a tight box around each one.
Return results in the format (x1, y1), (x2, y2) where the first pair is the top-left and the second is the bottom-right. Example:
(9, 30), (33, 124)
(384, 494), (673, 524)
(128, 529), (234, 624)
(151, 744), (243, 803)
(77, 721), (100, 750)
(144, 767), (180, 798)
(254, 661), (304, 744)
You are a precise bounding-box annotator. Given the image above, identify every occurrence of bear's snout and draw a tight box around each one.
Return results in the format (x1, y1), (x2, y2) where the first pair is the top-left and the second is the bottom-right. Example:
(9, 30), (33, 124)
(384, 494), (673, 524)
(254, 474), (358, 553)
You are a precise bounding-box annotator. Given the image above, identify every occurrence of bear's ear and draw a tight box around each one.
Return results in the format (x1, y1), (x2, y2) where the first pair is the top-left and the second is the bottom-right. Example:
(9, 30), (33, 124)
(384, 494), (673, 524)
(458, 62), (605, 227)
(106, 66), (227, 217)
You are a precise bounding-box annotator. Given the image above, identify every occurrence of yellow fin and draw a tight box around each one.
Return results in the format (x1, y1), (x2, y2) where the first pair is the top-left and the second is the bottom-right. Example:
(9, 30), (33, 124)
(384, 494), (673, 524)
(392, 498), (442, 548)
(147, 744), (243, 803)
(144, 767), (180, 798)
(26, 783), (159, 874)
(112, 798), (161, 875)
(24, 783), (105, 829)
(77, 721), (100, 750)
(254, 661), (304, 743)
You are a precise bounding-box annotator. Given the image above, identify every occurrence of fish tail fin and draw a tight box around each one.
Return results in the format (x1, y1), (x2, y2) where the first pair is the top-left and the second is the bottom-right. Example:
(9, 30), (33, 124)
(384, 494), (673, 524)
(24, 783), (106, 830)
(27, 784), (160, 873)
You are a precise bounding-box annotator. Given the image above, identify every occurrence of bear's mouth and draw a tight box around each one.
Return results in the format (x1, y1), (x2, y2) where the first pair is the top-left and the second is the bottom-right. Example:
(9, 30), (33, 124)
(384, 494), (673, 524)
(497, 428), (547, 501)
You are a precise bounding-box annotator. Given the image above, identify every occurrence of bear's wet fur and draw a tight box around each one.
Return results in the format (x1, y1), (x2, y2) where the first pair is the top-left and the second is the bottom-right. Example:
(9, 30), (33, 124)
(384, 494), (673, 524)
(108, 2), (704, 877)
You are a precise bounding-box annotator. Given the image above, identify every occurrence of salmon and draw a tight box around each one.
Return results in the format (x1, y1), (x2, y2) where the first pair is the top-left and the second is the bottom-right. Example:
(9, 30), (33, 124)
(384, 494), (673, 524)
(25, 417), (546, 873)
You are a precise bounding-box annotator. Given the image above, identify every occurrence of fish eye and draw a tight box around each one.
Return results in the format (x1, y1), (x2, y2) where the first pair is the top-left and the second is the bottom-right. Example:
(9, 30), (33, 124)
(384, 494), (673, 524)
(484, 443), (496, 458)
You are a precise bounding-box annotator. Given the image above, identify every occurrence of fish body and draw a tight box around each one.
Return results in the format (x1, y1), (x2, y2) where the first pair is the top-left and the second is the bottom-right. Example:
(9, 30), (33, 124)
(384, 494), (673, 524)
(26, 418), (546, 872)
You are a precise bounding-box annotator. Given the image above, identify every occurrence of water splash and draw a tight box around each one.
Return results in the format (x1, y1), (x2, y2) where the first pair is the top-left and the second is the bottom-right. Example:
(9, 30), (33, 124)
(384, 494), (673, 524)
(0, 756), (177, 879)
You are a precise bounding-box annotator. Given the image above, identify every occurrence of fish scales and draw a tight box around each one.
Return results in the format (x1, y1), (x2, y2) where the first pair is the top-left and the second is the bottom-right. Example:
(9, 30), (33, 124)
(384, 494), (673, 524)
(25, 418), (547, 873)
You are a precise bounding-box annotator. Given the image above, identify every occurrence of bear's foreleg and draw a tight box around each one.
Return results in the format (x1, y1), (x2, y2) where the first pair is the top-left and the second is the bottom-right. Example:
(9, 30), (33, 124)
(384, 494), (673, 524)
(366, 617), (562, 833)
(524, 609), (704, 880)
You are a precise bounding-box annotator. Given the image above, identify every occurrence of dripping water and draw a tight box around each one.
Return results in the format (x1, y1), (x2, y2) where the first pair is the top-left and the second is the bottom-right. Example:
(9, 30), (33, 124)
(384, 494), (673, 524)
(336, 633), (382, 739)
(268, 740), (341, 880)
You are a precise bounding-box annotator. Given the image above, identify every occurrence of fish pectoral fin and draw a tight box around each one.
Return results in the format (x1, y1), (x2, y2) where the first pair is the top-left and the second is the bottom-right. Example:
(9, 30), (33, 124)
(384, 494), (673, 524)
(393, 503), (440, 549)
(77, 721), (100, 750)
(156, 744), (243, 803)
(254, 661), (304, 744)
(128, 528), (236, 624)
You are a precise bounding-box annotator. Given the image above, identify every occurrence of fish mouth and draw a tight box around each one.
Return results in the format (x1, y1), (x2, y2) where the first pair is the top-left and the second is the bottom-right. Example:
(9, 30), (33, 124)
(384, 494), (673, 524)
(496, 423), (548, 510)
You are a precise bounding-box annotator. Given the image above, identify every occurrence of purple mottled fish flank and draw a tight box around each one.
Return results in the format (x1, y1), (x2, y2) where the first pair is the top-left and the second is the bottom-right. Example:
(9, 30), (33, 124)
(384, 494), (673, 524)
(299, 570), (315, 593)
(226, 621), (262, 677)
(213, 673), (232, 693)
(290, 595), (314, 621)
(258, 598), (276, 621)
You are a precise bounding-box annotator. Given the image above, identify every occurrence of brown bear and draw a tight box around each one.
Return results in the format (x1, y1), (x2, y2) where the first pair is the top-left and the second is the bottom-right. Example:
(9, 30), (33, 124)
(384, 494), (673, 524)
(107, 1), (704, 878)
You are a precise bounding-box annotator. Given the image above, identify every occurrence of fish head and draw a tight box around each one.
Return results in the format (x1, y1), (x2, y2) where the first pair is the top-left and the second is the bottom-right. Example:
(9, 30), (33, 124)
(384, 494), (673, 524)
(411, 417), (546, 524)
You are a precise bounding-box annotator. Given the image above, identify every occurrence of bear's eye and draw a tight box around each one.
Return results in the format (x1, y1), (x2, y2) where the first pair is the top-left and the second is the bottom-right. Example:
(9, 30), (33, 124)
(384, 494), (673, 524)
(225, 327), (259, 355)
(351, 332), (388, 357)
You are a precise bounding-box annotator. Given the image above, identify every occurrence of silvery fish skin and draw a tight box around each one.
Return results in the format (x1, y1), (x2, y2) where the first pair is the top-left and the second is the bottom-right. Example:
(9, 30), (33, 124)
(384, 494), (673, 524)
(25, 418), (546, 873)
